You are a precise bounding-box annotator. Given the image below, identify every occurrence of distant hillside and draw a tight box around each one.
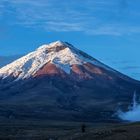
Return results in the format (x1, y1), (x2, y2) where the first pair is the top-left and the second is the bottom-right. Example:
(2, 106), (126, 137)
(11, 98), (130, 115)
(0, 55), (22, 68)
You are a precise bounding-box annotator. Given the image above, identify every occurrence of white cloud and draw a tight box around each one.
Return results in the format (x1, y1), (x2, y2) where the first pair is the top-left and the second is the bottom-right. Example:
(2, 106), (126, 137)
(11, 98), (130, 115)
(119, 105), (140, 122)
(0, 0), (140, 36)
(87, 24), (140, 36)
(118, 92), (140, 122)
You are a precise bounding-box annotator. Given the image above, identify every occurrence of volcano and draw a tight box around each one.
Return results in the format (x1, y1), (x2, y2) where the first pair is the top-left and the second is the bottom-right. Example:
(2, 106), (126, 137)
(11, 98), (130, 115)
(0, 41), (140, 122)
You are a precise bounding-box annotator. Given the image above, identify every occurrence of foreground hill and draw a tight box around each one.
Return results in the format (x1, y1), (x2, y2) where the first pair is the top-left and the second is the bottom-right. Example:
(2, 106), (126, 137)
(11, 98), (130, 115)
(0, 119), (139, 140)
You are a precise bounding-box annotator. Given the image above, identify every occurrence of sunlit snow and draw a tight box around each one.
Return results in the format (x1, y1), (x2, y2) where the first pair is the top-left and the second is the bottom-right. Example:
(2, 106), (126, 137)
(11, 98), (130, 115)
(0, 41), (113, 80)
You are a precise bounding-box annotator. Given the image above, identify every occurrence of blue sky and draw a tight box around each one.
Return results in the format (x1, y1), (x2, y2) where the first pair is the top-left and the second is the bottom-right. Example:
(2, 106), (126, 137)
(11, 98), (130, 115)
(0, 0), (140, 80)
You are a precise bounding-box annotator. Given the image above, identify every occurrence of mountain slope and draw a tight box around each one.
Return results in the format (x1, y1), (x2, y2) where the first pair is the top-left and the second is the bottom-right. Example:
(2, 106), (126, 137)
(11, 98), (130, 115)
(0, 41), (140, 122)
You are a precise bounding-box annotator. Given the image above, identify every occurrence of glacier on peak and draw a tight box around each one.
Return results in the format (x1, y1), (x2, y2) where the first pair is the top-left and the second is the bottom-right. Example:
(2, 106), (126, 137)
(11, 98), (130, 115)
(0, 41), (112, 80)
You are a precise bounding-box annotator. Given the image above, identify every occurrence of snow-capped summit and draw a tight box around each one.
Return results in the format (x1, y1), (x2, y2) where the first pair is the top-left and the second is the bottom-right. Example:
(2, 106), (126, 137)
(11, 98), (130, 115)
(0, 41), (112, 81)
(36, 41), (66, 51)
(0, 41), (139, 123)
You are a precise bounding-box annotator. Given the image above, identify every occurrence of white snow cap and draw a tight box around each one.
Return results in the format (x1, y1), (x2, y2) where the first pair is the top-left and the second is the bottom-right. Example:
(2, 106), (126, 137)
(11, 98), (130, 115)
(0, 41), (111, 80)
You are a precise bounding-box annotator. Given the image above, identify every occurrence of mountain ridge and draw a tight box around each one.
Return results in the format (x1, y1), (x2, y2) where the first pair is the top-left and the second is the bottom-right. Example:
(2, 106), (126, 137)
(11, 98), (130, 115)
(0, 41), (115, 81)
(0, 41), (137, 83)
